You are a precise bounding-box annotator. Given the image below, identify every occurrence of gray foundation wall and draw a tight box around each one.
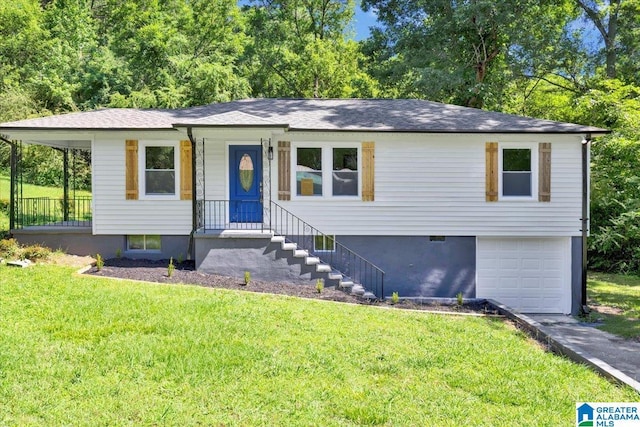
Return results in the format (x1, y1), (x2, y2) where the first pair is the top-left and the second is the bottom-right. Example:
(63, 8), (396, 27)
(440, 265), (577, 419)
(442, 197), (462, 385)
(12, 229), (190, 261)
(571, 236), (583, 316)
(195, 234), (328, 284)
(335, 235), (476, 298)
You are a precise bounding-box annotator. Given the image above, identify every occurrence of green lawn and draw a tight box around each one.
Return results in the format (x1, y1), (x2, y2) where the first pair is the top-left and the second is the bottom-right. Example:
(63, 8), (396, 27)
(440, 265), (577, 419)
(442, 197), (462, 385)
(588, 272), (640, 339)
(1, 265), (636, 426)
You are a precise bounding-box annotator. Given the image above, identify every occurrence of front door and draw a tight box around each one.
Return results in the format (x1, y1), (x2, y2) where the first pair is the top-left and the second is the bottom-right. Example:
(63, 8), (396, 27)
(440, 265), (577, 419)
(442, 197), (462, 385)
(229, 145), (263, 223)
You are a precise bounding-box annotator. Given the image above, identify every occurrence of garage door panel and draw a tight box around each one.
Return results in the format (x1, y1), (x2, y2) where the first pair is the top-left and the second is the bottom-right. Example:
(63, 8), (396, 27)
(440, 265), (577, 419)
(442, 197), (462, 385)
(477, 237), (571, 314)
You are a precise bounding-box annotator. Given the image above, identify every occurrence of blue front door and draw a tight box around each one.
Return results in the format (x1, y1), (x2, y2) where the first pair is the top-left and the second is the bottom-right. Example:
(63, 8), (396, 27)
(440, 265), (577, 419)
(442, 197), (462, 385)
(229, 145), (263, 223)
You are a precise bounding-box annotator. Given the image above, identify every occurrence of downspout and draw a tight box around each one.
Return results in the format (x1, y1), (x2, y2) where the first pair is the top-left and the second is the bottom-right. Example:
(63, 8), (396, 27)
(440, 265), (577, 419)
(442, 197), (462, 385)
(581, 134), (592, 315)
(0, 136), (16, 232)
(187, 127), (197, 261)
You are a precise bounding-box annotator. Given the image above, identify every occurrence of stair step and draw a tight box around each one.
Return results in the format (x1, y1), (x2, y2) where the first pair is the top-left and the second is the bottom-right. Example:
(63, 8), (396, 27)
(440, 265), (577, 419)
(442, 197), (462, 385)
(328, 273), (343, 281)
(339, 280), (354, 289)
(293, 249), (309, 258)
(362, 292), (377, 300)
(281, 242), (297, 251)
(305, 257), (321, 265)
(351, 285), (365, 296)
(271, 235), (285, 244)
(316, 264), (331, 273)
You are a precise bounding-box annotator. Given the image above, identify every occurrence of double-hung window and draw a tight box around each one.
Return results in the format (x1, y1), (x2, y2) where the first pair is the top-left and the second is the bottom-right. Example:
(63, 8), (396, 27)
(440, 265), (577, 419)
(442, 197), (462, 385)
(140, 142), (179, 198)
(294, 145), (359, 198)
(500, 145), (536, 199)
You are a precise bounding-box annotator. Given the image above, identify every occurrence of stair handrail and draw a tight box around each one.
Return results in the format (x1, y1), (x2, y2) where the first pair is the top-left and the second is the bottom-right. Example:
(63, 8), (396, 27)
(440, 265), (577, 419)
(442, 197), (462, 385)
(269, 201), (385, 298)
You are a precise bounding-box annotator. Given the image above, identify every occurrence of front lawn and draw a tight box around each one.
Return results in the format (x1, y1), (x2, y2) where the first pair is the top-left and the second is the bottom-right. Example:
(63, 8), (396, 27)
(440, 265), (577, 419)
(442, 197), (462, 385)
(588, 272), (640, 339)
(1, 265), (636, 426)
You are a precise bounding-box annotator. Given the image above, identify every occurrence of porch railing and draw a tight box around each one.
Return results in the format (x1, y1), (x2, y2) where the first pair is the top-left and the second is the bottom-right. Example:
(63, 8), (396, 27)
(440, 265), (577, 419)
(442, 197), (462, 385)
(15, 197), (92, 229)
(196, 199), (385, 297)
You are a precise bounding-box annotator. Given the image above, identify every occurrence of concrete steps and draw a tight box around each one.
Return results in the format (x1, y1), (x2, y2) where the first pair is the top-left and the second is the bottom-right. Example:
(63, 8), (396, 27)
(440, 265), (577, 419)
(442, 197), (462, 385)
(270, 235), (375, 300)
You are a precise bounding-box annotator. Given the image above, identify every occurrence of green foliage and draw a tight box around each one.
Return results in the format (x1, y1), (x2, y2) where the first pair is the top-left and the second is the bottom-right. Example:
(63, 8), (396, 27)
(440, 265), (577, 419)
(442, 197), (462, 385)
(167, 257), (175, 278)
(315, 278), (324, 293)
(0, 238), (50, 261)
(456, 292), (464, 307)
(243, 270), (250, 285)
(390, 291), (399, 305)
(115, 248), (122, 258)
(95, 254), (103, 271)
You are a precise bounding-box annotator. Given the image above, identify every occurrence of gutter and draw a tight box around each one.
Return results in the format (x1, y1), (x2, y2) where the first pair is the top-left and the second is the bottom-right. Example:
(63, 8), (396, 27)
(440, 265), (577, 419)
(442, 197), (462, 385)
(581, 134), (592, 314)
(187, 127), (197, 261)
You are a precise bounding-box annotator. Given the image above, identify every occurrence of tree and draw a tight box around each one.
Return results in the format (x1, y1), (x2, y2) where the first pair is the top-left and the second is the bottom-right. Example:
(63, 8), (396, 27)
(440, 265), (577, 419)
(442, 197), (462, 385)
(361, 0), (575, 109)
(243, 0), (377, 98)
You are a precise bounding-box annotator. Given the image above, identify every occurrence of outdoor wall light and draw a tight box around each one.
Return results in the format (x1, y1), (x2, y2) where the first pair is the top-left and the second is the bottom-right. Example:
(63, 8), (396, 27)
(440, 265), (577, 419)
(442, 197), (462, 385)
(268, 140), (274, 160)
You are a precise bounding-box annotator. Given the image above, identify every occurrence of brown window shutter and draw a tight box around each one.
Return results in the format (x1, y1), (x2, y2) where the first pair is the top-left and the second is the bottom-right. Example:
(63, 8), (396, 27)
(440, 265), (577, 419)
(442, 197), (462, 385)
(180, 140), (193, 200)
(485, 142), (498, 202)
(538, 142), (551, 202)
(362, 141), (375, 202)
(125, 139), (138, 200)
(278, 141), (291, 201)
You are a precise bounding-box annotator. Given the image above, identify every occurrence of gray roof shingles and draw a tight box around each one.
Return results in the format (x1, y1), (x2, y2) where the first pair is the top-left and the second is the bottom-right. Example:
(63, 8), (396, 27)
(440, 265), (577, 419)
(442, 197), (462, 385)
(0, 98), (608, 134)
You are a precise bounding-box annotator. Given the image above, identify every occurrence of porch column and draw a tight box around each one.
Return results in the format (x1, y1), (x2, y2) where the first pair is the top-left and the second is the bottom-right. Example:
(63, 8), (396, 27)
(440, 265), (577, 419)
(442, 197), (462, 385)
(9, 141), (16, 231)
(63, 148), (69, 222)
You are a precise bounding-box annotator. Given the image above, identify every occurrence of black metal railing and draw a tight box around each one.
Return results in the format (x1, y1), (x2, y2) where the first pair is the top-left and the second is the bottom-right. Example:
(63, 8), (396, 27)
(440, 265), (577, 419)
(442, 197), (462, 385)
(16, 197), (92, 228)
(195, 199), (385, 297)
(196, 200), (265, 230)
(269, 201), (385, 298)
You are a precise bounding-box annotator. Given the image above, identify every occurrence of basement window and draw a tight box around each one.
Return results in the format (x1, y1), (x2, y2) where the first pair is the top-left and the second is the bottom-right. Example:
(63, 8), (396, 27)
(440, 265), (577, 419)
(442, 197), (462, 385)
(127, 235), (161, 251)
(314, 235), (336, 252)
(429, 236), (446, 242)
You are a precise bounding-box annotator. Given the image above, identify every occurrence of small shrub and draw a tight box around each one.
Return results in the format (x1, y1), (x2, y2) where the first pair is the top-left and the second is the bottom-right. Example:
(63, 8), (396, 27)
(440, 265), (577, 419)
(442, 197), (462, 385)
(391, 291), (399, 305)
(115, 248), (122, 258)
(177, 254), (184, 264)
(456, 292), (464, 306)
(243, 271), (251, 286)
(0, 238), (20, 258)
(168, 257), (175, 277)
(95, 254), (104, 271)
(21, 244), (51, 260)
(316, 278), (324, 293)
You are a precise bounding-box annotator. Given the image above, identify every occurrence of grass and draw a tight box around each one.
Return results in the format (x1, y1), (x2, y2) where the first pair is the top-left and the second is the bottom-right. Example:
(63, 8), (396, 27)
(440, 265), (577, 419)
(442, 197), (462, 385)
(588, 272), (640, 339)
(1, 265), (636, 426)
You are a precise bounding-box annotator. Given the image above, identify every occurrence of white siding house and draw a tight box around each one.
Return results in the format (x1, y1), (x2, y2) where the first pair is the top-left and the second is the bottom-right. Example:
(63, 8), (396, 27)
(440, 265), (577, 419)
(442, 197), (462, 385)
(1, 99), (606, 314)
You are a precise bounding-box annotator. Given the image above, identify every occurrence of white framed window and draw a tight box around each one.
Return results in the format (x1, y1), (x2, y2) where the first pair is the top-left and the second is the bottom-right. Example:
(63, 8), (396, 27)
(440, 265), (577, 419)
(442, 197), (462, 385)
(499, 144), (537, 199)
(314, 235), (336, 252)
(292, 144), (360, 198)
(127, 235), (161, 251)
(139, 141), (179, 199)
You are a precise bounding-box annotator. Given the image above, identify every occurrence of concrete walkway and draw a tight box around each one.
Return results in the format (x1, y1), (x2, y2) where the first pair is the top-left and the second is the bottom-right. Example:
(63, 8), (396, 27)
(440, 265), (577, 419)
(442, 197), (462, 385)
(489, 300), (640, 393)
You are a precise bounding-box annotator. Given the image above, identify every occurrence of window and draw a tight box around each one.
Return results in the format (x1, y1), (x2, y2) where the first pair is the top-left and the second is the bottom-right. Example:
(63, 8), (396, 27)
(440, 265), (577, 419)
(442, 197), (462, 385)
(296, 148), (322, 196)
(127, 235), (161, 251)
(145, 146), (176, 195)
(314, 235), (335, 252)
(294, 145), (359, 198)
(502, 148), (532, 197)
(333, 148), (358, 196)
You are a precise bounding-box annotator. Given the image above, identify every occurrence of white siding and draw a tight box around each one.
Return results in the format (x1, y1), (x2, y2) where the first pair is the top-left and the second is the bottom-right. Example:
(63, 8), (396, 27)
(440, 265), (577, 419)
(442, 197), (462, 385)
(263, 132), (584, 237)
(92, 133), (191, 235)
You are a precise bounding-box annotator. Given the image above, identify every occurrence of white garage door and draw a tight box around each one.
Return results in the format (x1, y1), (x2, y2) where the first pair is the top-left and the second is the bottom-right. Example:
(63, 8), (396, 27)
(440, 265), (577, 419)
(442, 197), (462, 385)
(477, 237), (571, 314)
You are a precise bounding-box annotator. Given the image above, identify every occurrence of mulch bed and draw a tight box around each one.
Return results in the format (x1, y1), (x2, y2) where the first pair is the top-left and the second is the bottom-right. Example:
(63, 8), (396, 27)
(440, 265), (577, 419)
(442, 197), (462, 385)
(86, 258), (499, 314)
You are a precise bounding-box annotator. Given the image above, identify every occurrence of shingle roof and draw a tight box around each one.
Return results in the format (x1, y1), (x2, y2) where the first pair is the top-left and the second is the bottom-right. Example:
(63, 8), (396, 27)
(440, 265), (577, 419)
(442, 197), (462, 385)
(0, 98), (608, 134)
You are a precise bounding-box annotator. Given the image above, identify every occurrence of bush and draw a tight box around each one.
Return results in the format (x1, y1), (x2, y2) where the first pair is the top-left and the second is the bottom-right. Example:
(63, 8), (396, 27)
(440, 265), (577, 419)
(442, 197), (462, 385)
(0, 238), (20, 258)
(21, 244), (51, 260)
